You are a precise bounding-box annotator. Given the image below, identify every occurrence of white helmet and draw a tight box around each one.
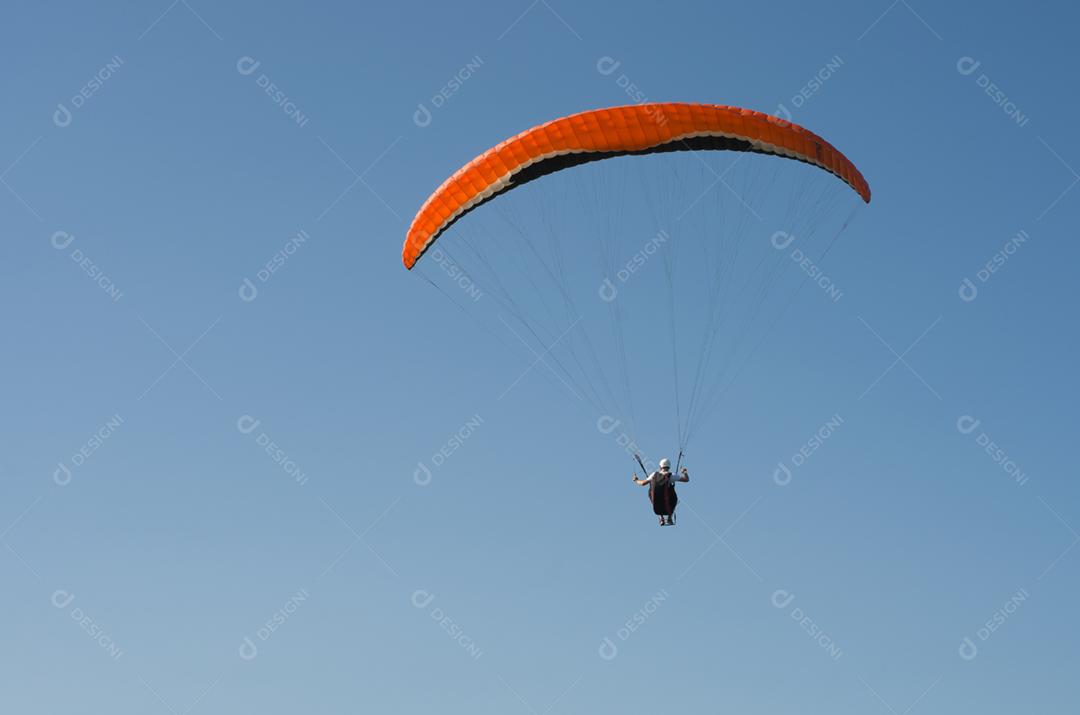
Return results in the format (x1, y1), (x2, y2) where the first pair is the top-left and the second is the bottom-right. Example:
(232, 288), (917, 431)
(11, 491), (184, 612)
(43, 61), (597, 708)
(659, 458), (671, 471)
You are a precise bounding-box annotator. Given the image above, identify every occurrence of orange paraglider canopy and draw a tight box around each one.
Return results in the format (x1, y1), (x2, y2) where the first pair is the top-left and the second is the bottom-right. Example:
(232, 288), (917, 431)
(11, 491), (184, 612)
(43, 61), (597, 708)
(403, 102), (870, 269)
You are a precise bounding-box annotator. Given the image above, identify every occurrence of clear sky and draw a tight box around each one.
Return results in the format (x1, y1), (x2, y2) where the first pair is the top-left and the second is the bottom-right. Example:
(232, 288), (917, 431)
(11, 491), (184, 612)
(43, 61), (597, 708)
(3, 1), (1078, 712)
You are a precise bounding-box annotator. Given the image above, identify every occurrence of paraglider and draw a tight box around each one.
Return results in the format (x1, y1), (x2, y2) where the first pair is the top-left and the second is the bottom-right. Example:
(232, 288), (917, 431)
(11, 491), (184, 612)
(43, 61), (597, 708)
(403, 102), (870, 523)
(633, 457), (690, 526)
(402, 103), (869, 269)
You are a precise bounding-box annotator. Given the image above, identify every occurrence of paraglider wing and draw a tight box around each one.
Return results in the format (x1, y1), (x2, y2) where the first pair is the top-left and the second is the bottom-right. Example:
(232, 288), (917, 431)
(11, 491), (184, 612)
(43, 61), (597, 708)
(403, 102), (870, 269)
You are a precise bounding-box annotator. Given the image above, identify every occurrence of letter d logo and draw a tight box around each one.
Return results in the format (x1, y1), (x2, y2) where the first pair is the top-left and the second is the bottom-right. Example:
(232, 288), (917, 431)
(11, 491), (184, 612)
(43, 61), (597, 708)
(956, 415), (981, 435)
(53, 462), (73, 486)
(596, 56), (621, 76)
(958, 277), (978, 302)
(598, 637), (618, 660)
(239, 637), (258, 660)
(413, 104), (432, 128)
(238, 278), (258, 302)
(771, 231), (795, 250)
(773, 462), (792, 486)
(236, 415), (261, 434)
(771, 589), (795, 609)
(956, 57), (981, 76)
(53, 104), (73, 128)
(414, 462), (432, 486)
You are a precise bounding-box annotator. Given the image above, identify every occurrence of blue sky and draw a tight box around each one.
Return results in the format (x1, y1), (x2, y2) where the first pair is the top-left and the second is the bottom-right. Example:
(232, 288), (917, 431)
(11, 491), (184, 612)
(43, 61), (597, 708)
(3, 1), (1078, 712)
